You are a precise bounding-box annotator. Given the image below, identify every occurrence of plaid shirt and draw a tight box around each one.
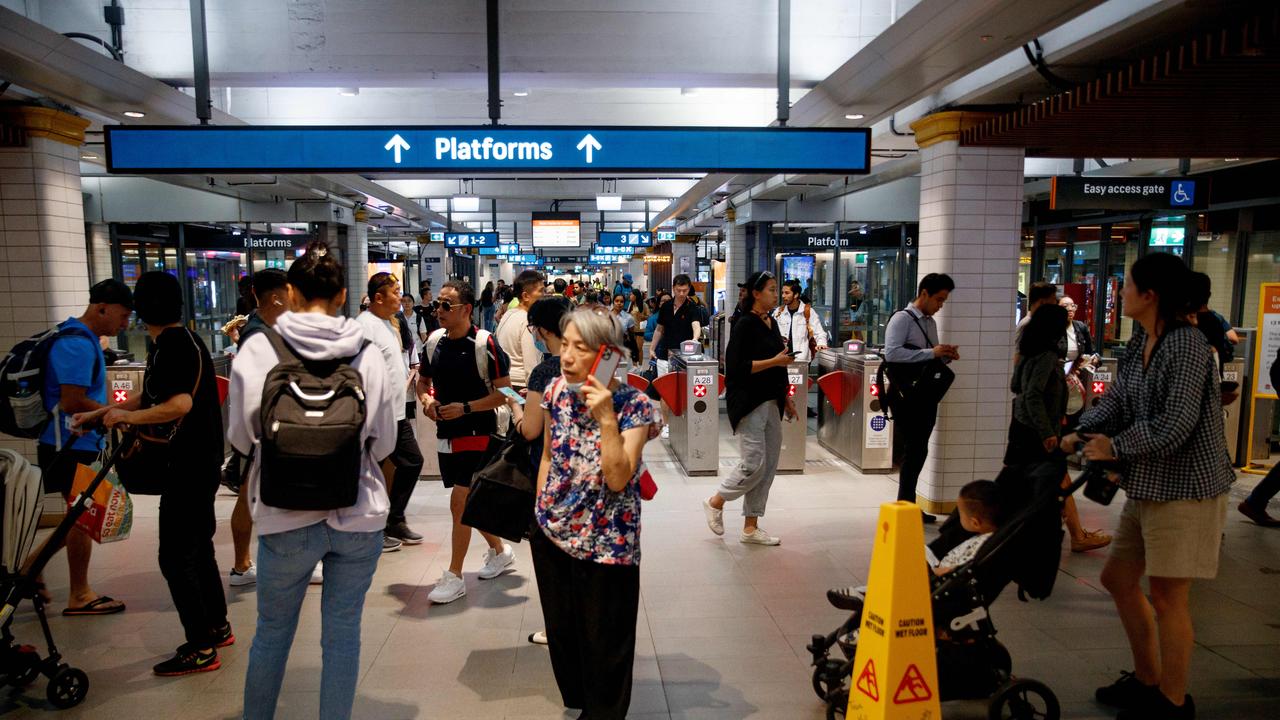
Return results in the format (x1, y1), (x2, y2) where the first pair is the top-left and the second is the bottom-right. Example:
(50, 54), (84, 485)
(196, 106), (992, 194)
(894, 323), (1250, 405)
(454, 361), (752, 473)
(1077, 325), (1234, 501)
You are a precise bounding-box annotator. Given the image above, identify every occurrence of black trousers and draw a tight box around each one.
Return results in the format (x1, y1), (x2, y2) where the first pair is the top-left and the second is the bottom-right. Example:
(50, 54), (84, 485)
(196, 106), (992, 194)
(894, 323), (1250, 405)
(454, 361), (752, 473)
(531, 529), (639, 720)
(386, 418), (425, 526)
(894, 396), (939, 503)
(157, 471), (227, 649)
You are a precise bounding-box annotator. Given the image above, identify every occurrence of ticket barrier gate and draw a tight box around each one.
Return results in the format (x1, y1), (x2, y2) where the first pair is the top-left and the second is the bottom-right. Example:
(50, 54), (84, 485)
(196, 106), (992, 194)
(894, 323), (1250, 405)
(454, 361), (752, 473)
(815, 343), (893, 473)
(1080, 357), (1118, 410)
(652, 342), (723, 476)
(1221, 358), (1246, 463)
(777, 361), (809, 474)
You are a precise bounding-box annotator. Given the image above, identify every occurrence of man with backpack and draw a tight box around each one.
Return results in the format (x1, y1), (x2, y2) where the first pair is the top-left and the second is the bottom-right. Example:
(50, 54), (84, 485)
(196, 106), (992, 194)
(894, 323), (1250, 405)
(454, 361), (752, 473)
(14, 279), (133, 616)
(417, 280), (517, 605)
(773, 279), (829, 363)
(357, 272), (425, 550)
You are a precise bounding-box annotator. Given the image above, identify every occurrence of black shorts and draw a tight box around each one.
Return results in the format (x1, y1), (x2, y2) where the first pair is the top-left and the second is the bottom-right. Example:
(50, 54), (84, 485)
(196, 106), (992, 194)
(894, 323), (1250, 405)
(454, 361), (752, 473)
(438, 450), (487, 489)
(37, 443), (101, 496)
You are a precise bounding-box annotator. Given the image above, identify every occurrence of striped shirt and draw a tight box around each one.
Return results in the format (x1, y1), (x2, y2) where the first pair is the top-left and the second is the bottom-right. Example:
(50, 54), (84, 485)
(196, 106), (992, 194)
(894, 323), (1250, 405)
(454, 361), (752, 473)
(1077, 325), (1234, 501)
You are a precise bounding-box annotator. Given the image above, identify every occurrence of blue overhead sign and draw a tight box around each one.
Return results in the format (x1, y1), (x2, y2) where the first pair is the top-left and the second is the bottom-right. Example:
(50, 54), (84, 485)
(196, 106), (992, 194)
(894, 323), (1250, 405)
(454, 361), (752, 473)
(597, 231), (652, 247)
(105, 125), (871, 174)
(445, 232), (498, 248)
(589, 254), (628, 265)
(655, 230), (676, 242)
(591, 245), (636, 256)
(478, 243), (520, 256)
(506, 254), (539, 265)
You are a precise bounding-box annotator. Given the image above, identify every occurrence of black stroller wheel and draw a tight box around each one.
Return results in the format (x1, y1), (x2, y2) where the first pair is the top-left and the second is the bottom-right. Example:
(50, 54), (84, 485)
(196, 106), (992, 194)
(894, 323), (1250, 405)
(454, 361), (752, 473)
(811, 659), (844, 701)
(9, 645), (41, 687)
(825, 689), (848, 720)
(987, 678), (1059, 720)
(47, 667), (88, 709)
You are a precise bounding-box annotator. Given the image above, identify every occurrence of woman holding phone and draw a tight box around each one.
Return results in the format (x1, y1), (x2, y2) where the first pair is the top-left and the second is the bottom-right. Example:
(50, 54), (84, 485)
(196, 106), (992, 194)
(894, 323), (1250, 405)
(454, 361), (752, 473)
(702, 270), (797, 546)
(532, 306), (662, 719)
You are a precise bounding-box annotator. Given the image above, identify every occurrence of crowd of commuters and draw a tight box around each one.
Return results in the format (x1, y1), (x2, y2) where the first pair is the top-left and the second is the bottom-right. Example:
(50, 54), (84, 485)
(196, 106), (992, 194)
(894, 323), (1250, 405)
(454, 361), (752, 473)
(15, 244), (1279, 720)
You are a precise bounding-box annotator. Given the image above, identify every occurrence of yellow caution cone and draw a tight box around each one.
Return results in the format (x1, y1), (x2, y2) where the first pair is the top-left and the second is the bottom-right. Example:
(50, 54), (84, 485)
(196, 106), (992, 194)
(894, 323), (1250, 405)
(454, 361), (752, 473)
(846, 501), (941, 719)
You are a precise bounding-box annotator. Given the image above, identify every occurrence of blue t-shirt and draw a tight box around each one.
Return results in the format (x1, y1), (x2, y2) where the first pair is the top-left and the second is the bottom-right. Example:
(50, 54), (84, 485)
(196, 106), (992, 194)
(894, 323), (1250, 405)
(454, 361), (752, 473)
(40, 318), (105, 452)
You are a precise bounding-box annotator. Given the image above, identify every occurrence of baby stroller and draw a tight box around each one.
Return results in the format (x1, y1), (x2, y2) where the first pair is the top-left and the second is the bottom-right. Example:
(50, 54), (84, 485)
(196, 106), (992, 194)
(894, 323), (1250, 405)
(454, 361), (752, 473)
(807, 461), (1086, 720)
(0, 440), (125, 709)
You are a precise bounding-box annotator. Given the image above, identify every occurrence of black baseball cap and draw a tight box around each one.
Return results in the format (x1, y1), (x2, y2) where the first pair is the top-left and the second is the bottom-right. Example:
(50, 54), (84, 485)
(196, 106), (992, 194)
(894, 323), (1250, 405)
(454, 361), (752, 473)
(89, 279), (134, 310)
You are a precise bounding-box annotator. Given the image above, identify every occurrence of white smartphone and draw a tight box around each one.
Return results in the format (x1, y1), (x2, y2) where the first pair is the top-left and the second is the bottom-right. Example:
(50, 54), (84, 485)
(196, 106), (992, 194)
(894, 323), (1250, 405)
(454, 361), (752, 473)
(499, 386), (525, 404)
(589, 344), (624, 387)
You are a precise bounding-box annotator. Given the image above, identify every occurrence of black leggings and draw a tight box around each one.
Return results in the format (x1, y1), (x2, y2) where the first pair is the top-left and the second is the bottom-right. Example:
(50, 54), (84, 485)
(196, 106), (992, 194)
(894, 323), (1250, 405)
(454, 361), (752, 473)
(531, 529), (640, 720)
(158, 472), (227, 649)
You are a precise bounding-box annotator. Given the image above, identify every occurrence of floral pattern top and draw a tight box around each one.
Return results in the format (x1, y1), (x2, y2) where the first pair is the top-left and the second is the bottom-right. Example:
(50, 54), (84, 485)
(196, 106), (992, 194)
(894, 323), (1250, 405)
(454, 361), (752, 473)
(537, 377), (662, 565)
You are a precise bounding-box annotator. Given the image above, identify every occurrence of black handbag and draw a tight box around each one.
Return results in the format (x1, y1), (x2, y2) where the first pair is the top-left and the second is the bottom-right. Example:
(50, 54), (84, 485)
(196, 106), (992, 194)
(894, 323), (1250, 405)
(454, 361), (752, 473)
(460, 432), (536, 543)
(114, 330), (203, 496)
(885, 312), (956, 407)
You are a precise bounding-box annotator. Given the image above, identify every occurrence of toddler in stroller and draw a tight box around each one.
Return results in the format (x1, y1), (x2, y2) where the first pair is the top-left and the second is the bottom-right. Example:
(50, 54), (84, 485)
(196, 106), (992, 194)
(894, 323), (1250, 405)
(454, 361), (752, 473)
(808, 463), (1083, 720)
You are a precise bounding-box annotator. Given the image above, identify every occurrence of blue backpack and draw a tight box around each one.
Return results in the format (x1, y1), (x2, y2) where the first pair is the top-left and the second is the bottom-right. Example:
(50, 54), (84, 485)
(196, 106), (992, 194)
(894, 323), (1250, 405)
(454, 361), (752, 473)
(0, 323), (100, 441)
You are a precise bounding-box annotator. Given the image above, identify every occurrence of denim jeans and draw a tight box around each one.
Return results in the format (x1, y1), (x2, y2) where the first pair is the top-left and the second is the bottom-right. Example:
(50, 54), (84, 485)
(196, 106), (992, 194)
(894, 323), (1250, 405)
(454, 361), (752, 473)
(243, 522), (382, 720)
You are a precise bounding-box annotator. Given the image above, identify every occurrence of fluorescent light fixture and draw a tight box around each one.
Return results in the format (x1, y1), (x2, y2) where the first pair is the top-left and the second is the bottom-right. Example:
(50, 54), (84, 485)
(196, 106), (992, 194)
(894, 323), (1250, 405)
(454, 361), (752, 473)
(844, 113), (865, 120)
(81, 153), (98, 160)
(338, 87), (360, 96)
(513, 89), (530, 97)
(123, 110), (145, 118)
(451, 195), (481, 212)
(596, 194), (623, 211)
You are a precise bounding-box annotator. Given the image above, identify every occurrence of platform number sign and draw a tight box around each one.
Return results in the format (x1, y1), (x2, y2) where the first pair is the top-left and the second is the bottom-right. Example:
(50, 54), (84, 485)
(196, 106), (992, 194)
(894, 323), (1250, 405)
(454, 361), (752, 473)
(111, 378), (132, 404)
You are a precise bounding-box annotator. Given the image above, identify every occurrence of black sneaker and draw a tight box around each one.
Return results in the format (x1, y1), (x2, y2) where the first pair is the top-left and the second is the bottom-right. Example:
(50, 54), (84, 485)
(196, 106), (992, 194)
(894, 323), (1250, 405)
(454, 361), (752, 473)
(385, 521), (424, 545)
(212, 623), (235, 648)
(1116, 692), (1195, 720)
(1096, 671), (1159, 709)
(382, 536), (403, 553)
(921, 512), (937, 524)
(826, 586), (867, 611)
(153, 645), (220, 676)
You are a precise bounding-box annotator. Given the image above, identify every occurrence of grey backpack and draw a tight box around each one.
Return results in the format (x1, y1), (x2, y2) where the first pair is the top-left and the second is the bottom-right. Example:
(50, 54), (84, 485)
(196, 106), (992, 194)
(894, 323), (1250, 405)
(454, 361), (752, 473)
(258, 328), (370, 511)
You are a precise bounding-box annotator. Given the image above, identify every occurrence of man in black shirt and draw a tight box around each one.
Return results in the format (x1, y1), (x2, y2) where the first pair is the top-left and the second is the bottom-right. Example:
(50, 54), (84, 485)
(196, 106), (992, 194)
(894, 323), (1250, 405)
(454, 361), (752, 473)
(416, 280), (517, 605)
(650, 274), (700, 360)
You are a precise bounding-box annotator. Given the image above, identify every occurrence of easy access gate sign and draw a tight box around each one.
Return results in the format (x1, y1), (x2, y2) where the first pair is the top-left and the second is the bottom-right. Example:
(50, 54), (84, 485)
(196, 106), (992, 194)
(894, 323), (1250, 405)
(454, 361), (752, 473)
(104, 125), (871, 174)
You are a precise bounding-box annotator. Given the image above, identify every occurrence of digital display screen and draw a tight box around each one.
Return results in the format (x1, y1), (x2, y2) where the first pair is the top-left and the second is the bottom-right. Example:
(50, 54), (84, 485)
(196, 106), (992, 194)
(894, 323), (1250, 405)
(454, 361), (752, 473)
(781, 254), (815, 286)
(532, 212), (581, 248)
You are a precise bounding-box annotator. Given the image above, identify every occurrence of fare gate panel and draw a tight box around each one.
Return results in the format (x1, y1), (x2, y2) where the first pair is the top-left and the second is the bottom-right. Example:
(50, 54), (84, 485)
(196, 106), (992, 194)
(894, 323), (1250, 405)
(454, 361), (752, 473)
(777, 361), (809, 474)
(658, 343), (721, 476)
(816, 346), (894, 473)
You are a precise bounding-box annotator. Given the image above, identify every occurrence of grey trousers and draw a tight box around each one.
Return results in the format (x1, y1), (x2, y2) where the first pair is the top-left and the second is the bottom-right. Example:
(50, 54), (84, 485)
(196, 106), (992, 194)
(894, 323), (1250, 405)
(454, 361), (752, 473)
(717, 401), (782, 518)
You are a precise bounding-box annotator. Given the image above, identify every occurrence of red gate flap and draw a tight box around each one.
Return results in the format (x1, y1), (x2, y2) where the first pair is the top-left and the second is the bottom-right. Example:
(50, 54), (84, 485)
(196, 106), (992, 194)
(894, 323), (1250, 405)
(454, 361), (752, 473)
(626, 373), (650, 392)
(652, 373), (683, 416)
(818, 371), (850, 415)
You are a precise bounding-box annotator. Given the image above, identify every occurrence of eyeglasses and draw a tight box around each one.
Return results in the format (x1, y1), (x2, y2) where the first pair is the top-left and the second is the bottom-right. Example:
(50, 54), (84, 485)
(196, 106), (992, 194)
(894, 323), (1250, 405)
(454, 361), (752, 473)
(428, 300), (461, 313)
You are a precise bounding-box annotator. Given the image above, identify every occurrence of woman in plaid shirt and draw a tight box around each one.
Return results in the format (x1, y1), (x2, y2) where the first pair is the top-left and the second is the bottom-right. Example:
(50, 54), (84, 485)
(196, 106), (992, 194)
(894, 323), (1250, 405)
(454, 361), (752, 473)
(1062, 253), (1234, 720)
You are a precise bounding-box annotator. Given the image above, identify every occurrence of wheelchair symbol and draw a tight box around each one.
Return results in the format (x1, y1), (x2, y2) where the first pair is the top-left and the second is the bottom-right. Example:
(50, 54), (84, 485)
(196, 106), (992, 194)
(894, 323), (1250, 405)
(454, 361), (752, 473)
(1170, 182), (1194, 207)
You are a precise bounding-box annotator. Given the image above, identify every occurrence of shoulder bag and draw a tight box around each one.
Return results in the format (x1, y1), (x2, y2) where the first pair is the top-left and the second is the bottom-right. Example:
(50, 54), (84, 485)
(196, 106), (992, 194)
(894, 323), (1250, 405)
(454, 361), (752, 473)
(115, 329), (203, 495)
(883, 311), (955, 407)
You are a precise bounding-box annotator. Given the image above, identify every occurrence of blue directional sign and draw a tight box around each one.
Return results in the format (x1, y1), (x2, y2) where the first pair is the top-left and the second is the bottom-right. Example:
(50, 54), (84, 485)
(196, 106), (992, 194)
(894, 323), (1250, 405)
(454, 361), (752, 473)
(506, 254), (539, 265)
(589, 254), (628, 265)
(597, 231), (652, 248)
(591, 245), (636, 256)
(655, 230), (676, 242)
(445, 232), (498, 248)
(105, 125), (871, 174)
(478, 243), (520, 256)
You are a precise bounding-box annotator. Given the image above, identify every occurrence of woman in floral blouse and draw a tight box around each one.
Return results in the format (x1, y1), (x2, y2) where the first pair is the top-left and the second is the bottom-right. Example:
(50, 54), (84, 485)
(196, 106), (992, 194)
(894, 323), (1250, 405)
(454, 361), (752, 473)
(532, 305), (662, 720)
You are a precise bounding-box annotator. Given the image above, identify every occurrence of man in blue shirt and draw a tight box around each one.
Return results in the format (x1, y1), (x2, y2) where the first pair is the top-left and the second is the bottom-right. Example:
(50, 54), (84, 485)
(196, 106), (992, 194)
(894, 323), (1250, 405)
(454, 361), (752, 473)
(36, 279), (133, 616)
(884, 273), (960, 523)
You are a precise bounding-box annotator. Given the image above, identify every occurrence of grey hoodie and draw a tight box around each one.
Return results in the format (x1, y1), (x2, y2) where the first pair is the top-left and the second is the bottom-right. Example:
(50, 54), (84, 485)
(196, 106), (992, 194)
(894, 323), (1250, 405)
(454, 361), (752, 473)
(228, 311), (396, 536)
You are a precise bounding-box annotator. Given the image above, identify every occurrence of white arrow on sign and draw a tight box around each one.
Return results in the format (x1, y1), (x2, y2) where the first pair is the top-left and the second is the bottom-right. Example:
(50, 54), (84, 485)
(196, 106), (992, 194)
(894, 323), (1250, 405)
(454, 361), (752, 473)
(384, 133), (410, 163)
(576, 133), (602, 163)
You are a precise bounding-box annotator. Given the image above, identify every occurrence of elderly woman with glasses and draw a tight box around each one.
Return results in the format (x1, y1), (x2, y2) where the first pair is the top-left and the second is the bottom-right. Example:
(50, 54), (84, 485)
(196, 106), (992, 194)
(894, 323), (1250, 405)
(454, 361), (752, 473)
(701, 270), (797, 546)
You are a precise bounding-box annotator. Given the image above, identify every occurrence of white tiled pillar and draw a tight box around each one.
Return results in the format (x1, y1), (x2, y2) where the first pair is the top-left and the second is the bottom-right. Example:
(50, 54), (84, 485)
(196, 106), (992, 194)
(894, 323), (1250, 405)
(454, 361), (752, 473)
(910, 111), (1025, 513)
(87, 222), (112, 285)
(419, 241), (446, 295)
(723, 221), (747, 314)
(345, 217), (369, 317)
(0, 106), (92, 453)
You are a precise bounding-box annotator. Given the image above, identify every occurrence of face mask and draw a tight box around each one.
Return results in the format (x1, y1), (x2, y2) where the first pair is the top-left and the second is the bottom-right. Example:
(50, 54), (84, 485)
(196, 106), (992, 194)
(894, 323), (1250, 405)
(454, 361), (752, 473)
(533, 335), (549, 354)
(564, 380), (584, 392)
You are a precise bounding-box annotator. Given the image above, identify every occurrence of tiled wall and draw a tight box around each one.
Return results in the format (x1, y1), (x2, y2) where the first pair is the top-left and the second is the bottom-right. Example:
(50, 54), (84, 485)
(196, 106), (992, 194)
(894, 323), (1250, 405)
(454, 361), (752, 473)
(0, 135), (92, 454)
(86, 222), (113, 286)
(913, 142), (1025, 508)
(346, 221), (369, 316)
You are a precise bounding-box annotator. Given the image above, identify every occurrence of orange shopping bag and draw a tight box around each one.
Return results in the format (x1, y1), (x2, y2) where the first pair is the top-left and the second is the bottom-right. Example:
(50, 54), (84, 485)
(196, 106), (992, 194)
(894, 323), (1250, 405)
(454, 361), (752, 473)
(67, 463), (133, 544)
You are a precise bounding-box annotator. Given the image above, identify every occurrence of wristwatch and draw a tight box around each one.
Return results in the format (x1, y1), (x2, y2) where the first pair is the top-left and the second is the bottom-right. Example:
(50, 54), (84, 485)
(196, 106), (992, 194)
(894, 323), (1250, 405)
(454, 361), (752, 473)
(463, 401), (472, 414)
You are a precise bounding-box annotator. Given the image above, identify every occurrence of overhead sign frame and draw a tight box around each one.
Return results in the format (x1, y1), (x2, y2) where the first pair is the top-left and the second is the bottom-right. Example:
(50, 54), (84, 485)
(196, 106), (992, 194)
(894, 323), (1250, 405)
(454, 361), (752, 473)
(1049, 176), (1208, 211)
(597, 231), (652, 247)
(444, 232), (499, 248)
(104, 125), (872, 175)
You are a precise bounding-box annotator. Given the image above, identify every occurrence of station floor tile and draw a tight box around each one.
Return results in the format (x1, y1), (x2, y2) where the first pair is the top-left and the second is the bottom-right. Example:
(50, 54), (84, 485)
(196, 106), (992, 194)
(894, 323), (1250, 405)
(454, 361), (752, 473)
(4, 417), (1279, 719)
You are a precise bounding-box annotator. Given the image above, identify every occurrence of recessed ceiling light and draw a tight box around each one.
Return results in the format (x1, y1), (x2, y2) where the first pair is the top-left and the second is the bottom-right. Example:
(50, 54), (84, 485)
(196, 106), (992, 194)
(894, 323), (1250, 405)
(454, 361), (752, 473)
(1224, 157), (1240, 162)
(123, 110), (145, 118)
(81, 153), (98, 160)
(513, 89), (529, 97)
(338, 87), (360, 96)
(845, 113), (865, 120)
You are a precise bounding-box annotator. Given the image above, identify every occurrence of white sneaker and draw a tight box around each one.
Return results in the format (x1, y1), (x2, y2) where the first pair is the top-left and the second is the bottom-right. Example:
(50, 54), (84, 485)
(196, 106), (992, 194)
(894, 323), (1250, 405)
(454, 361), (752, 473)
(310, 562), (323, 585)
(702, 499), (724, 536)
(661, 425), (670, 439)
(478, 543), (516, 580)
(741, 528), (781, 546)
(229, 564), (257, 587)
(428, 570), (466, 604)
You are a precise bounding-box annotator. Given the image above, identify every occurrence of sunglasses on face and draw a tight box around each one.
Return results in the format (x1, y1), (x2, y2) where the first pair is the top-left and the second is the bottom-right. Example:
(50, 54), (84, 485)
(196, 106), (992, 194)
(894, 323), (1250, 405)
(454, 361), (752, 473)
(428, 300), (461, 312)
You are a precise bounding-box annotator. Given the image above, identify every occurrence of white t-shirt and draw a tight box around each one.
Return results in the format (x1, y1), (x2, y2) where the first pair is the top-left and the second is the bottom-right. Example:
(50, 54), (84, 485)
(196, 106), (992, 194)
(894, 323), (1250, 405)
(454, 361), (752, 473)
(356, 311), (408, 422)
(939, 532), (993, 569)
(495, 306), (540, 387)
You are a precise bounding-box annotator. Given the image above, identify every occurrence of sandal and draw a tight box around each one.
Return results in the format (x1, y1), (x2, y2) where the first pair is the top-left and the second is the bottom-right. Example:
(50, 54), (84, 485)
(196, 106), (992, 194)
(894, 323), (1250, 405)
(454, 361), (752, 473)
(1071, 530), (1113, 553)
(62, 596), (126, 616)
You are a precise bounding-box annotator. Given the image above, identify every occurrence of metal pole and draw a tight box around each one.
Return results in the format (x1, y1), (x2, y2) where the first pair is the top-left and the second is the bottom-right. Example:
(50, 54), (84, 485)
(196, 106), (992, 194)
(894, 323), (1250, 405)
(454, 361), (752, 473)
(188, 0), (212, 124)
(776, 0), (790, 127)
(487, 0), (502, 126)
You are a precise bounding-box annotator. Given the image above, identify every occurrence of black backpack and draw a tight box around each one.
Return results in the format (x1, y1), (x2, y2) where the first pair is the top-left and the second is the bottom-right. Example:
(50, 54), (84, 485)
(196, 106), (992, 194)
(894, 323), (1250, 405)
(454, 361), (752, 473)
(0, 323), (100, 440)
(257, 328), (370, 511)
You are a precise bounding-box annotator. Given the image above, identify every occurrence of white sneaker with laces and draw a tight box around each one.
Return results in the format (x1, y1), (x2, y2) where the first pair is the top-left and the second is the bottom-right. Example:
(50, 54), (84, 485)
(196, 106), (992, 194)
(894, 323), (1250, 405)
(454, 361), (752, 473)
(702, 499), (724, 536)
(740, 528), (781, 546)
(427, 570), (466, 604)
(310, 562), (323, 585)
(229, 564), (257, 587)
(478, 543), (516, 580)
